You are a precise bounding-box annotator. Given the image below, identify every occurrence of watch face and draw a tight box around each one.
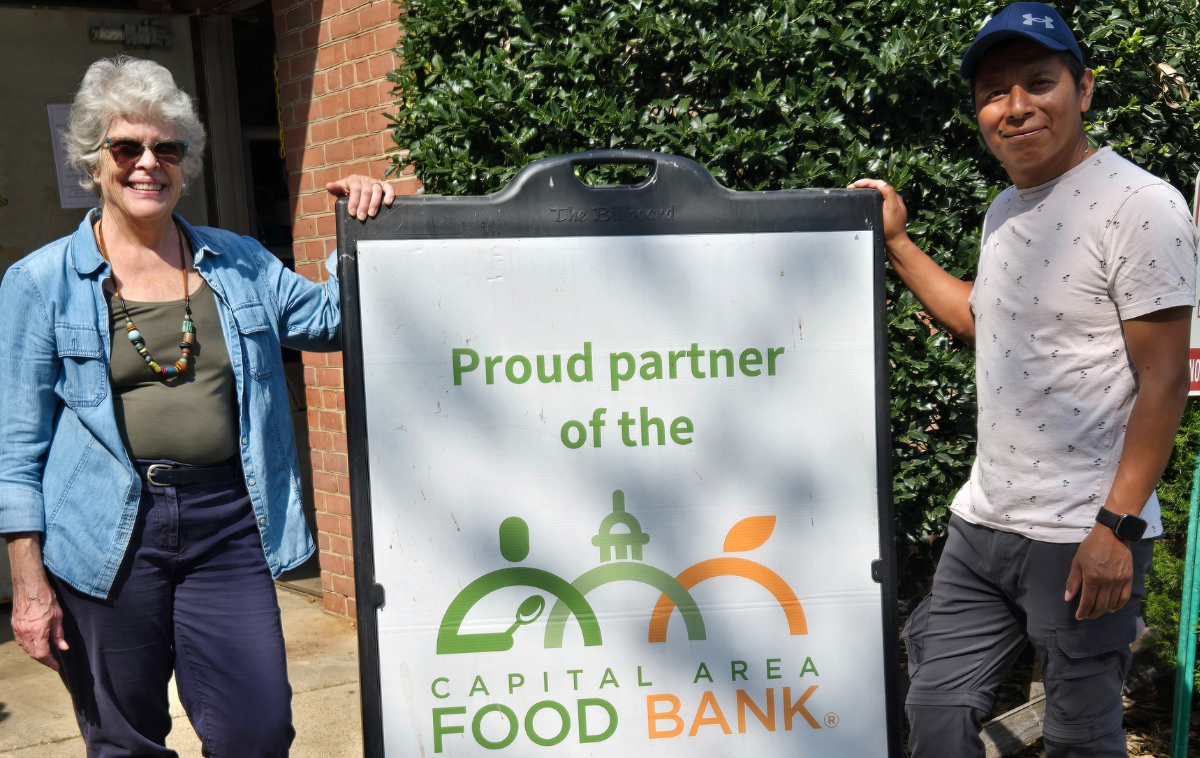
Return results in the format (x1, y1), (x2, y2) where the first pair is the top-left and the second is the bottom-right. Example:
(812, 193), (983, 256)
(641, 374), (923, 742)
(1115, 515), (1148, 542)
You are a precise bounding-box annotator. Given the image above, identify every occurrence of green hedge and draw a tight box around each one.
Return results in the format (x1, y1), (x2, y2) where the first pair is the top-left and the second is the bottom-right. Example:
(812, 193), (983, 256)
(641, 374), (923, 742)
(389, 0), (1200, 683)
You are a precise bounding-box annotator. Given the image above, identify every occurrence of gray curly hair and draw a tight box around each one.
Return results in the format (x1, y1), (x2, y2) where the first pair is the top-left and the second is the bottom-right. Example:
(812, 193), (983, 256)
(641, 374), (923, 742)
(62, 55), (206, 196)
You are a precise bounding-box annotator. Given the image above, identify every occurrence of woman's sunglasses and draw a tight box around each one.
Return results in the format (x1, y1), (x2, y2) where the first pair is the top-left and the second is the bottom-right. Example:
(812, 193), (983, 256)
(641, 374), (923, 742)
(102, 138), (189, 167)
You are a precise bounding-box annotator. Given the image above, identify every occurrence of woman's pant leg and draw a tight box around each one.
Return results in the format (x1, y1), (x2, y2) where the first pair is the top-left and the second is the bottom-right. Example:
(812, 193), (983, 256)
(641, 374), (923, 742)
(51, 489), (177, 758)
(167, 475), (294, 758)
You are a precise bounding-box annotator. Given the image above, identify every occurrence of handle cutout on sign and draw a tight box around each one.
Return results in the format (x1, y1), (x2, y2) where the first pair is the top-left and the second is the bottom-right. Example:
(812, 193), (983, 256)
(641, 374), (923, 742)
(572, 161), (653, 188)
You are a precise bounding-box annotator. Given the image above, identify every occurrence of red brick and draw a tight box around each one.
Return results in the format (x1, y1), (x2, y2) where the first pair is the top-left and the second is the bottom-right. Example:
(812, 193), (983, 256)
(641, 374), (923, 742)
(309, 450), (325, 471)
(295, 261), (319, 281)
(351, 134), (381, 159)
(286, 3), (312, 31)
(326, 493), (351, 515)
(316, 215), (336, 236)
(289, 50), (318, 81)
(345, 31), (375, 59)
(337, 475), (352, 495)
(332, 433), (348, 454)
(356, 60), (371, 82)
(358, 1), (392, 29)
(314, 119), (341, 144)
(316, 512), (340, 534)
(293, 217), (317, 238)
(330, 12), (359, 39)
(312, 167), (341, 188)
(312, 489), (326, 510)
(313, 471), (339, 493)
(319, 389), (338, 408)
(338, 62), (357, 88)
(366, 108), (393, 131)
(342, 0), (369, 11)
(316, 368), (342, 387)
(300, 146), (326, 169)
(332, 574), (356, 598)
(272, 0), (300, 14)
(320, 411), (345, 432)
(303, 351), (329, 367)
(318, 551), (344, 574)
(319, 92), (350, 119)
(348, 84), (378, 110)
(301, 192), (330, 214)
(395, 176), (422, 195)
(374, 25), (400, 51)
(369, 52), (395, 79)
(317, 531), (330, 551)
(316, 20), (333, 44)
(336, 113), (367, 138)
(315, 0), (341, 19)
(305, 387), (322, 407)
(329, 534), (351, 557)
(325, 139), (354, 164)
(325, 452), (349, 476)
(321, 570), (333, 591)
(326, 352), (344, 368)
(309, 428), (333, 450)
(280, 81), (303, 106)
(345, 598), (357, 619)
(323, 592), (346, 615)
(317, 42), (346, 70)
(283, 126), (307, 151)
(344, 557), (355, 577)
(274, 10), (288, 38)
(277, 30), (303, 58)
(340, 517), (355, 538)
(301, 23), (321, 50)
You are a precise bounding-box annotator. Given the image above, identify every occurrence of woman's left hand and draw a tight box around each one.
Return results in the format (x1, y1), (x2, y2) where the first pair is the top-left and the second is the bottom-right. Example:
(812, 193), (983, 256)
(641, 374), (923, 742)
(326, 175), (397, 221)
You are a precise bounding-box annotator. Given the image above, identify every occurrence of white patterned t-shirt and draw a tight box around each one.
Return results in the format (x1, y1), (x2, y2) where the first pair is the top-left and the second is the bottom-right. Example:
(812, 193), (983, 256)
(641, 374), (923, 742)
(950, 148), (1197, 543)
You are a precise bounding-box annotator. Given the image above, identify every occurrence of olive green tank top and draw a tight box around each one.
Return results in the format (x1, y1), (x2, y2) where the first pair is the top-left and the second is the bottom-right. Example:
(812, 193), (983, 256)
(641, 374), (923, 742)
(104, 281), (240, 464)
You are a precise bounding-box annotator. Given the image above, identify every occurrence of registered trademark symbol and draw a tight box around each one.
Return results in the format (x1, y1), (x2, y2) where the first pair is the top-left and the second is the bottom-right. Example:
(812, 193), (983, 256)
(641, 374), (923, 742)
(824, 712), (840, 728)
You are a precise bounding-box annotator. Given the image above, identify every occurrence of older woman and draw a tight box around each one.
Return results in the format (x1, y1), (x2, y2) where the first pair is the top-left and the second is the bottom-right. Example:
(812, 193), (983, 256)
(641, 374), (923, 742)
(0, 56), (394, 756)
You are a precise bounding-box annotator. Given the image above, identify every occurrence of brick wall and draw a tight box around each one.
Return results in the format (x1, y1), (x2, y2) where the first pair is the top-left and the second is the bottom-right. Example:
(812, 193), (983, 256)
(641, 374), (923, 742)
(272, 0), (418, 617)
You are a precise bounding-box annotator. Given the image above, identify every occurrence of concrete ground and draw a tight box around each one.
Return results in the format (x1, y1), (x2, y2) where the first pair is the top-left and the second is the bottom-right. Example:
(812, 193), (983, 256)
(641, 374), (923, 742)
(0, 587), (363, 757)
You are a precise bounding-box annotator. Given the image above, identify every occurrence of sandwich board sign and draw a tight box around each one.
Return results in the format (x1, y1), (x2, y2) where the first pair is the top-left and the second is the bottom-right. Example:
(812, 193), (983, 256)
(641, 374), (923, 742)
(1189, 171), (1200, 395)
(336, 150), (900, 757)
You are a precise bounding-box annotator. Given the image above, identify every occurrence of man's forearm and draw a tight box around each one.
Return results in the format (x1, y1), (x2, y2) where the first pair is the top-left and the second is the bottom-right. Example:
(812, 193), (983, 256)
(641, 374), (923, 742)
(887, 235), (977, 343)
(1104, 373), (1189, 519)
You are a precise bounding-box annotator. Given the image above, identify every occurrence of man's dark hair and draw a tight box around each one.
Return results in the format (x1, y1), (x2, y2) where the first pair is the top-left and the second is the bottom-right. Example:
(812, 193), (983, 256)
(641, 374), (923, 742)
(970, 40), (1086, 93)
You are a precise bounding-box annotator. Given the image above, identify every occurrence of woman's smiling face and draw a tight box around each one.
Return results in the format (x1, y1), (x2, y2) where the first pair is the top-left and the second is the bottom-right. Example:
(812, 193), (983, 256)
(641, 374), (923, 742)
(94, 115), (184, 224)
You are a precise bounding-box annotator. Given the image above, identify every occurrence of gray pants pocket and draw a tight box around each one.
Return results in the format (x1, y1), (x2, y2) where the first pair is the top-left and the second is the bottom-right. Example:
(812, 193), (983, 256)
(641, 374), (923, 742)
(903, 594), (934, 679)
(1042, 609), (1135, 743)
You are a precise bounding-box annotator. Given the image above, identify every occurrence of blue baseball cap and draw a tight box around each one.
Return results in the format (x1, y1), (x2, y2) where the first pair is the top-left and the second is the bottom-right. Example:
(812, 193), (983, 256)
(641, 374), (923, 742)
(960, 3), (1084, 80)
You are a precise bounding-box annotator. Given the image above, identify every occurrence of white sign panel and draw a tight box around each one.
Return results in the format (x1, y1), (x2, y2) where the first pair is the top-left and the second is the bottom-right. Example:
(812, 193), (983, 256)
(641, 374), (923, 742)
(47, 104), (97, 210)
(1190, 173), (1200, 395)
(355, 231), (890, 756)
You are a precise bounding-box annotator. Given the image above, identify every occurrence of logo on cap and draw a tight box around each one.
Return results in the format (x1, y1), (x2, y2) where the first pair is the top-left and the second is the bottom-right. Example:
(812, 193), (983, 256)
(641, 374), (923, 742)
(1023, 13), (1055, 28)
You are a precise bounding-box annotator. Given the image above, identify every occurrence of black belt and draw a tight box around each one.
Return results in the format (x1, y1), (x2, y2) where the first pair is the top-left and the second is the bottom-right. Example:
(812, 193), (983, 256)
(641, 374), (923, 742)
(137, 461), (240, 487)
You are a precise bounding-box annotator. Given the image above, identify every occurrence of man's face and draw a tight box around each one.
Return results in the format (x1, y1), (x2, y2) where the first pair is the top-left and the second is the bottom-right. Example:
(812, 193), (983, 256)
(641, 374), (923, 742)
(973, 40), (1094, 181)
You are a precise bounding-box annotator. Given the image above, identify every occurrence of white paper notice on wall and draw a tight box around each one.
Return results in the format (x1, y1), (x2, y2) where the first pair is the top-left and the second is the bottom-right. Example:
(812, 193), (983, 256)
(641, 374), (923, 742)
(47, 104), (97, 210)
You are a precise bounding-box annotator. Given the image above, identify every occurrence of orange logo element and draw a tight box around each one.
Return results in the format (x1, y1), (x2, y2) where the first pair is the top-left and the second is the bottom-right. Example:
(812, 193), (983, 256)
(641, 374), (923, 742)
(647, 515), (807, 642)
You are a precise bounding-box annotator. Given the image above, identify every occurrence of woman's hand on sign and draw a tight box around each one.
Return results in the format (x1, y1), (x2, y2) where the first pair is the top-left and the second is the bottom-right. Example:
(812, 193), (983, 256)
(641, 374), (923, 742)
(326, 175), (397, 221)
(848, 179), (910, 249)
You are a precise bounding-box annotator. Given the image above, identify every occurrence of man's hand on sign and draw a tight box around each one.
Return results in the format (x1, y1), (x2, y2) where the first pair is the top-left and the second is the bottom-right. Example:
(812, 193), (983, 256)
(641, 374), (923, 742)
(848, 179), (910, 249)
(326, 175), (397, 222)
(1065, 528), (1133, 620)
(848, 178), (976, 343)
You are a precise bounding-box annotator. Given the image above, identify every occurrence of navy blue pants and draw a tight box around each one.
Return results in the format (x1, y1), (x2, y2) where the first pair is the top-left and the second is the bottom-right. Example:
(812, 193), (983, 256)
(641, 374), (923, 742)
(50, 462), (294, 758)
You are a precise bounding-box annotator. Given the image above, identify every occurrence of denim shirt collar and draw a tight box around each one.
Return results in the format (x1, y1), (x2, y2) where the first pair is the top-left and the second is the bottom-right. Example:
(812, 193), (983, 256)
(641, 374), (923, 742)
(69, 208), (221, 276)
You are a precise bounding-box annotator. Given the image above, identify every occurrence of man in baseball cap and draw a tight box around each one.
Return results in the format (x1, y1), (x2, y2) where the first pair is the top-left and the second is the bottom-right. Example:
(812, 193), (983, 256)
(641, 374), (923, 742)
(854, 4), (1196, 757)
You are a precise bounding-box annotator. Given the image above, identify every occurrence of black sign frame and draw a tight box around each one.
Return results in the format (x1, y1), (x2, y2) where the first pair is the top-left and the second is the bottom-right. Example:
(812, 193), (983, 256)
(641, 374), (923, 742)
(335, 149), (899, 757)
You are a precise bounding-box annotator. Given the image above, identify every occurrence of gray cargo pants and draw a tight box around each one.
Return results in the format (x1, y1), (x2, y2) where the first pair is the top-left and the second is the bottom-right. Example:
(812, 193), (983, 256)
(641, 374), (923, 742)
(904, 515), (1153, 758)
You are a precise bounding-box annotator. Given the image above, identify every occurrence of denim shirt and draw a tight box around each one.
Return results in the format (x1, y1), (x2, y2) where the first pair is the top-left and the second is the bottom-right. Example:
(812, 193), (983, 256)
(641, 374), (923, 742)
(0, 211), (340, 598)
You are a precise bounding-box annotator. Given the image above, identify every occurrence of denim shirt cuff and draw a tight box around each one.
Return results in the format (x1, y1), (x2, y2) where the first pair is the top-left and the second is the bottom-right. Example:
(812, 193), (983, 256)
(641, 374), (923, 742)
(0, 486), (46, 534)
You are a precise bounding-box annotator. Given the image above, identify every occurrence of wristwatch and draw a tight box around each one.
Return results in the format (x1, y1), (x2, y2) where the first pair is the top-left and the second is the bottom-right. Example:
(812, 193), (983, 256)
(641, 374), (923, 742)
(1095, 507), (1148, 542)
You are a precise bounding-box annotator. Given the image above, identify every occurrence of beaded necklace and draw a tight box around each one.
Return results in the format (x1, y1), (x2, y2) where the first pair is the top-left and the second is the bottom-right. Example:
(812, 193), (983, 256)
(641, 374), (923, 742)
(96, 219), (195, 379)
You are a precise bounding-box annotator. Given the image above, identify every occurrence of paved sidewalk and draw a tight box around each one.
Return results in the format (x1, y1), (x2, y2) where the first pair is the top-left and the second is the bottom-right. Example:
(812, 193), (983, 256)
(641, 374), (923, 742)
(0, 588), (363, 757)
